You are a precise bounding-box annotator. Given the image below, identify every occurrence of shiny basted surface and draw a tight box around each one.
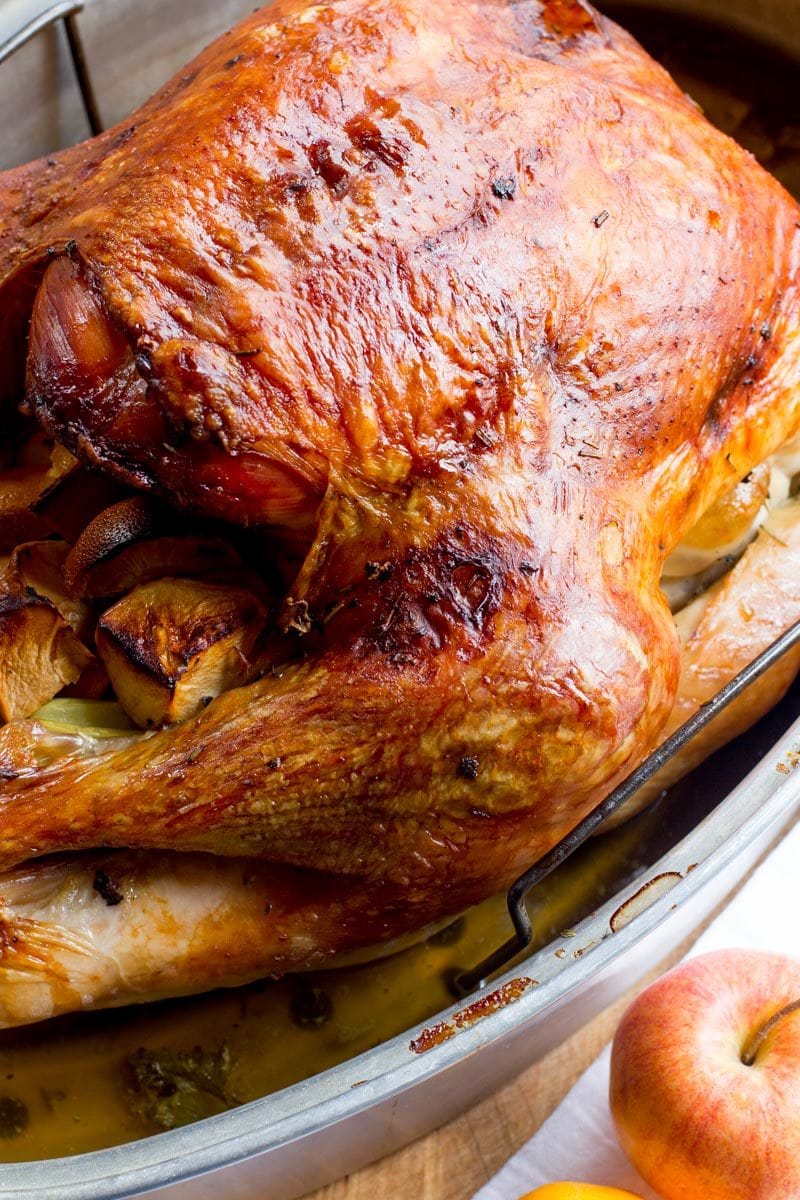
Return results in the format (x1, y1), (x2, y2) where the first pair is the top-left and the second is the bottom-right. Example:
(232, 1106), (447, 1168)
(0, 1), (798, 1159)
(2, 0), (800, 1002)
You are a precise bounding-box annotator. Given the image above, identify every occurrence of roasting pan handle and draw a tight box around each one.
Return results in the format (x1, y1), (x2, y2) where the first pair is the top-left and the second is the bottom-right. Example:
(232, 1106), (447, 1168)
(0, 0), (102, 133)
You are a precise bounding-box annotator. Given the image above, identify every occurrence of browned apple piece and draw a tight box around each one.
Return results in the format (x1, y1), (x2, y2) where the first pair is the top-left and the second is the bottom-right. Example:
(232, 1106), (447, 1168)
(95, 577), (268, 727)
(3, 540), (90, 636)
(63, 497), (241, 598)
(0, 440), (78, 551)
(0, 591), (93, 723)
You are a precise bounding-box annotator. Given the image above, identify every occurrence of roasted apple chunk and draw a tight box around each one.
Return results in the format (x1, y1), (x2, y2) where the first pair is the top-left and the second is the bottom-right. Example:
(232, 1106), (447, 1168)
(0, 591), (93, 722)
(95, 577), (268, 727)
(0, 539), (96, 721)
(0, 437), (77, 551)
(4, 540), (90, 636)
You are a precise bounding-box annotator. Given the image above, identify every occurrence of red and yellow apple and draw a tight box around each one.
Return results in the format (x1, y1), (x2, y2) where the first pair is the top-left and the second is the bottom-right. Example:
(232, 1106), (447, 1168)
(610, 949), (800, 1199)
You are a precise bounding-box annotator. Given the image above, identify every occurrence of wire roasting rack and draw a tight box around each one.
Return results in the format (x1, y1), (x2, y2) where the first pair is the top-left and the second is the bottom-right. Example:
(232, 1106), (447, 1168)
(4, 0), (800, 1007)
(0, 2), (102, 133)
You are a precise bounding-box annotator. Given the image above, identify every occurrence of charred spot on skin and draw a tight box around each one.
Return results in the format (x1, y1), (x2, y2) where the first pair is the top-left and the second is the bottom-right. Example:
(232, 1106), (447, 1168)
(111, 126), (137, 152)
(760, 322), (773, 341)
(93, 868), (124, 907)
(364, 560), (394, 582)
(255, 172), (321, 230)
(491, 176), (517, 201)
(592, 209), (610, 228)
(266, 757), (283, 771)
(703, 392), (730, 442)
(444, 552), (498, 626)
(344, 113), (409, 171)
(134, 339), (155, 380)
(321, 528), (506, 660)
(264, 901), (273, 917)
(308, 140), (350, 195)
(459, 755), (480, 780)
(290, 985), (333, 1029)
(270, 173), (320, 227)
(452, 561), (493, 616)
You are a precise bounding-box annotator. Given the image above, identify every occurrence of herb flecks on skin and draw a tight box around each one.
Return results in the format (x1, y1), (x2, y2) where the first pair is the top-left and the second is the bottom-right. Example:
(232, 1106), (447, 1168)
(458, 755), (480, 780)
(93, 869), (124, 907)
(491, 176), (517, 200)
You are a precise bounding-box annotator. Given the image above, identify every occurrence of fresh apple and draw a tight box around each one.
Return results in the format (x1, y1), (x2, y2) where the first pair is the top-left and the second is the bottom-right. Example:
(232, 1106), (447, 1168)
(521, 1186), (644, 1199)
(609, 949), (800, 1199)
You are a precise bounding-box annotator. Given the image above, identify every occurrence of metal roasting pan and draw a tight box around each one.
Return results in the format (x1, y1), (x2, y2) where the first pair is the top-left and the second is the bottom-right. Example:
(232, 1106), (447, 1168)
(0, 0), (799, 1195)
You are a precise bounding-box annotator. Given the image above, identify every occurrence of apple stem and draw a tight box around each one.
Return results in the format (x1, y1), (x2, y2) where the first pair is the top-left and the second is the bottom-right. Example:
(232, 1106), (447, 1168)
(741, 998), (800, 1066)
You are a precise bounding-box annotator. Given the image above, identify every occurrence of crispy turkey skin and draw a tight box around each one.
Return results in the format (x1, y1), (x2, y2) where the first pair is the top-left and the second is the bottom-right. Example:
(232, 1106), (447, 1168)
(1, 0), (800, 1020)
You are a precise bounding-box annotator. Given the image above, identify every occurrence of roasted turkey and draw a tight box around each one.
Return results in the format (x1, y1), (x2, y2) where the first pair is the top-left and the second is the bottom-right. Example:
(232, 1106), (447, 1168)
(1, 0), (800, 1025)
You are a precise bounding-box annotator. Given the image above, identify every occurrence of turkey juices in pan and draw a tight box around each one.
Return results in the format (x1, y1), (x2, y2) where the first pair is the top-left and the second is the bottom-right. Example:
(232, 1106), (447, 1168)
(1, 0), (800, 1028)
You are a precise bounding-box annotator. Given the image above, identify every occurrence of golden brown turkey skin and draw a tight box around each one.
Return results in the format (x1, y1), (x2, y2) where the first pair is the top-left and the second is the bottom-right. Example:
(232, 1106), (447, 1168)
(2, 0), (800, 947)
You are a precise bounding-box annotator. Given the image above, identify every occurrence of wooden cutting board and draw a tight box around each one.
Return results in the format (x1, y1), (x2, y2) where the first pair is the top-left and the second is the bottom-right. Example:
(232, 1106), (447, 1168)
(308, 829), (789, 1200)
